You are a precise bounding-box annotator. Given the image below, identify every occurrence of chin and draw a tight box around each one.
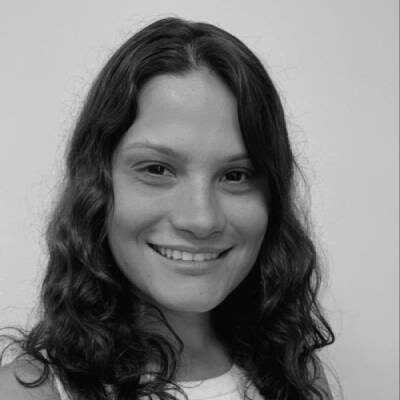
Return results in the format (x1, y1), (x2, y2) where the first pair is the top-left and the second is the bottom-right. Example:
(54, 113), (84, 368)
(158, 293), (225, 314)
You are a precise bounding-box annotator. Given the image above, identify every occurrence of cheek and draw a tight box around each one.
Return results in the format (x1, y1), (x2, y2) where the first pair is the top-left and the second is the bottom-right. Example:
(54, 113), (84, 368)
(106, 202), (156, 295)
(109, 183), (165, 236)
(223, 196), (268, 285)
(106, 187), (155, 272)
(226, 195), (268, 246)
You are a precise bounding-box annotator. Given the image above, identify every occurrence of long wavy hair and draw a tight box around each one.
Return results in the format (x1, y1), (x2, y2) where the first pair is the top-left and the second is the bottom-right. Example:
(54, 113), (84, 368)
(1, 17), (334, 399)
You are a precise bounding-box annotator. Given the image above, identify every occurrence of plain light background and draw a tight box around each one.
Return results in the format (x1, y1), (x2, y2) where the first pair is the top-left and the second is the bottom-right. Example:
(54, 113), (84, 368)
(0, 1), (398, 399)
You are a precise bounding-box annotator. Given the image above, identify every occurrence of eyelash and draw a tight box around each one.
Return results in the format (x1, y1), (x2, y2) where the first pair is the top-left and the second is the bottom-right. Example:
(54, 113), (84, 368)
(223, 170), (253, 183)
(143, 164), (173, 176)
(138, 163), (254, 185)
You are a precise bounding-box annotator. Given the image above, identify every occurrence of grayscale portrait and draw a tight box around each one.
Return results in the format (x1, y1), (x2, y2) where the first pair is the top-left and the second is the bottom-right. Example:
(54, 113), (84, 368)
(0, 2), (398, 400)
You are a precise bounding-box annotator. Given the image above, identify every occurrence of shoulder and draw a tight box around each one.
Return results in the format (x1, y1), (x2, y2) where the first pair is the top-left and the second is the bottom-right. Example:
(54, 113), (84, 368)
(0, 358), (60, 400)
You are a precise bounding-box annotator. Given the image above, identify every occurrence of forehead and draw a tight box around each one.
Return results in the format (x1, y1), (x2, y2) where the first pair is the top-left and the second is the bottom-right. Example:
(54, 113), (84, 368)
(117, 68), (246, 160)
(139, 68), (236, 123)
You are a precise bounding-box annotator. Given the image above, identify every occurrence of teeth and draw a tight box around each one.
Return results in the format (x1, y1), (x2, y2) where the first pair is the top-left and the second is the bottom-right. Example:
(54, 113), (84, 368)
(152, 245), (220, 262)
(172, 250), (181, 260)
(194, 253), (205, 261)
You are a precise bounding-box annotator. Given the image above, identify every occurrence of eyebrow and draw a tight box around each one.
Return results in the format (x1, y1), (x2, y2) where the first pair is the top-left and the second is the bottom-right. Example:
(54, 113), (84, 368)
(122, 141), (251, 163)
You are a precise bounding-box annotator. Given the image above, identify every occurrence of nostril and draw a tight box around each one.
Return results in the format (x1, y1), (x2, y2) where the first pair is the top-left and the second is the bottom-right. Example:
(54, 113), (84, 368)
(170, 192), (226, 237)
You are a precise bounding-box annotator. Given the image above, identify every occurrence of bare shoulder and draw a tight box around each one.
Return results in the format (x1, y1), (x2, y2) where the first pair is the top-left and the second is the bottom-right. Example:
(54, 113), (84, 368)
(0, 358), (60, 400)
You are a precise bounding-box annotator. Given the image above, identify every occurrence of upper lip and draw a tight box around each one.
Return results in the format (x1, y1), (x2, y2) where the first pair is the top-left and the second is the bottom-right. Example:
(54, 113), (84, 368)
(149, 243), (231, 254)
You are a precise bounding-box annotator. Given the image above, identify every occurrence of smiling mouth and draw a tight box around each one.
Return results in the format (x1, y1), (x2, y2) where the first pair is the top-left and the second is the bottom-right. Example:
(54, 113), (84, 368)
(148, 244), (230, 262)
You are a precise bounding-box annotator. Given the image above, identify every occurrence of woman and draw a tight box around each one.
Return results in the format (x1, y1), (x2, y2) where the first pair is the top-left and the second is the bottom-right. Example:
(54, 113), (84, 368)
(0, 17), (334, 399)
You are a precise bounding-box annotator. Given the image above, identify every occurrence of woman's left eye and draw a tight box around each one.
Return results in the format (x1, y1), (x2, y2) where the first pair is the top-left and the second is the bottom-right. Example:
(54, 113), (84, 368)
(223, 170), (252, 183)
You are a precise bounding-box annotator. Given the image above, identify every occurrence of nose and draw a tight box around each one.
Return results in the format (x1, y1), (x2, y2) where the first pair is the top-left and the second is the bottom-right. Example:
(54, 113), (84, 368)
(170, 180), (226, 239)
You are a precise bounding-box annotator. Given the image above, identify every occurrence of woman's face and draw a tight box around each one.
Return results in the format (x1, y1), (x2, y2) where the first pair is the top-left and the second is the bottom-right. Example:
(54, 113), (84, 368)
(107, 68), (268, 313)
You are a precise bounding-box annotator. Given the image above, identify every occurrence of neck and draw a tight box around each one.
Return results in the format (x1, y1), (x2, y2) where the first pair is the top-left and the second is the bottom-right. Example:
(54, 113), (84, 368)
(165, 309), (215, 351)
(140, 305), (232, 381)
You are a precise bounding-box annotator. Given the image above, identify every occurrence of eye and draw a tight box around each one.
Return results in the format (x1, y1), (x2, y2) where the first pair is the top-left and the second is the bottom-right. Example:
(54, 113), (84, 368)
(223, 170), (252, 183)
(143, 164), (174, 176)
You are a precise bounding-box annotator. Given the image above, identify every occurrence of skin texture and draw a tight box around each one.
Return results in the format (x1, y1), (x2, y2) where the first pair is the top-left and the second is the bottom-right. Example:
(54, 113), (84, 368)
(107, 67), (269, 379)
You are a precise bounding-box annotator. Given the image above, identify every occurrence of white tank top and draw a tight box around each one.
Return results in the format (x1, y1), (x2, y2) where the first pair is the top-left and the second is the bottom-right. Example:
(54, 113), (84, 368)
(1, 345), (263, 399)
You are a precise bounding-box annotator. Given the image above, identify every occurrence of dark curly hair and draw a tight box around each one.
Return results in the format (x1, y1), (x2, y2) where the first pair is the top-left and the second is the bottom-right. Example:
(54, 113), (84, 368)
(1, 17), (334, 399)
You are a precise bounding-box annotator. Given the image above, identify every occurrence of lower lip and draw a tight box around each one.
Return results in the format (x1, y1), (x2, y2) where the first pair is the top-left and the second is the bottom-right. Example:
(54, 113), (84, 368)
(148, 245), (229, 276)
